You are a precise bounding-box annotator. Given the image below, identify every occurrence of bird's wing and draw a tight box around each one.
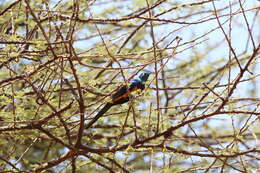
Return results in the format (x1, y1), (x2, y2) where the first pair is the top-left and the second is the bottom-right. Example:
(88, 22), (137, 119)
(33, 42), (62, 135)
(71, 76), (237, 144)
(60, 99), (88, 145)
(112, 85), (128, 99)
(111, 81), (144, 104)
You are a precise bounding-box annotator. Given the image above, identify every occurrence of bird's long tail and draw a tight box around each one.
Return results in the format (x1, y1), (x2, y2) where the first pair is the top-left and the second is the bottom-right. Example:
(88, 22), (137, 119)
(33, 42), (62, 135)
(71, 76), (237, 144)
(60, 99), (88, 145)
(85, 103), (113, 129)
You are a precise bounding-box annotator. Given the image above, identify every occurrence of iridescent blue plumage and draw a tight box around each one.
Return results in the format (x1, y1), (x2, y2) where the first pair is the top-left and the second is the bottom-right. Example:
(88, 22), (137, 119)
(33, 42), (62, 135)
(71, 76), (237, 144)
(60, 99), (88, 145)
(139, 72), (150, 83)
(129, 78), (143, 90)
(85, 72), (150, 129)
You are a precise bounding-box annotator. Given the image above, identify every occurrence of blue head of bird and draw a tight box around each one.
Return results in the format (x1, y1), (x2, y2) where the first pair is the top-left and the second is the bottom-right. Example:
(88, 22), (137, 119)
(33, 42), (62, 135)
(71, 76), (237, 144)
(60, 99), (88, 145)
(139, 72), (150, 83)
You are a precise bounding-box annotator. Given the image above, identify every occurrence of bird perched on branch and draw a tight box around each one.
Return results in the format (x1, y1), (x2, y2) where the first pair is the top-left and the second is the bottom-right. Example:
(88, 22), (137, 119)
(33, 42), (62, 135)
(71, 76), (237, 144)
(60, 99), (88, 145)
(85, 72), (150, 129)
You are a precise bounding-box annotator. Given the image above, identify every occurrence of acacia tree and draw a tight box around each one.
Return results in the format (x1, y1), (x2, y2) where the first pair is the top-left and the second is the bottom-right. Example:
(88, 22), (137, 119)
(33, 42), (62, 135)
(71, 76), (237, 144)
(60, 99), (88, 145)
(0, 0), (259, 172)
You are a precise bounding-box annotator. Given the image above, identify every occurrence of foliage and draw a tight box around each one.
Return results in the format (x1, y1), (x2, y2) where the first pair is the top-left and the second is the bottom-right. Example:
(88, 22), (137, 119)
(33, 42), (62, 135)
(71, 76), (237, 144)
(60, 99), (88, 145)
(0, 0), (259, 172)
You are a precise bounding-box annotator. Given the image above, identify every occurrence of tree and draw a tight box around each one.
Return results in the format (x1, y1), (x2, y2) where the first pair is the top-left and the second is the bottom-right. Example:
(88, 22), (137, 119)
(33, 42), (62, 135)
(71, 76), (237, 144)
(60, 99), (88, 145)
(0, 0), (259, 172)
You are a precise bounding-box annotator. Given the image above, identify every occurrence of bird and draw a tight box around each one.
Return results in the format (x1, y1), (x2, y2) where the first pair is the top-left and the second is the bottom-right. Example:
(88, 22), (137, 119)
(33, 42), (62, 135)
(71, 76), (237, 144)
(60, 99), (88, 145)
(85, 72), (150, 129)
